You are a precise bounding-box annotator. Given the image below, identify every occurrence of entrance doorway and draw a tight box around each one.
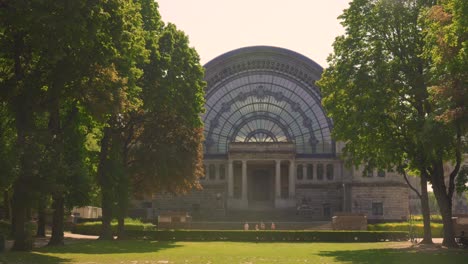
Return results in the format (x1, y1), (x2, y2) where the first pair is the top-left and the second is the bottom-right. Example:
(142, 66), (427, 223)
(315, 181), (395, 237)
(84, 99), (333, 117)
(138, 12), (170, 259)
(248, 168), (274, 208)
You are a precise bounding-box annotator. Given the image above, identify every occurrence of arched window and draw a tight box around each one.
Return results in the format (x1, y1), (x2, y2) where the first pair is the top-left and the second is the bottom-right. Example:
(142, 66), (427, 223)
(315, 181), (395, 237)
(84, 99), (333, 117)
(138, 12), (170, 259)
(326, 164), (334, 180)
(297, 164), (303, 180)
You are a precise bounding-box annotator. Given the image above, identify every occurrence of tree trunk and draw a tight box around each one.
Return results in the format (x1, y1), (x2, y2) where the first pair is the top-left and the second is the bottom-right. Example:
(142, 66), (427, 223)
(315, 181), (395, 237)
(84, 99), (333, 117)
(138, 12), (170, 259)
(116, 182), (128, 240)
(36, 199), (46, 238)
(3, 190), (10, 221)
(11, 32), (33, 251)
(11, 181), (32, 251)
(117, 216), (125, 240)
(100, 192), (114, 240)
(430, 161), (457, 248)
(48, 196), (64, 246)
(432, 185), (457, 247)
(419, 173), (433, 244)
(98, 127), (114, 240)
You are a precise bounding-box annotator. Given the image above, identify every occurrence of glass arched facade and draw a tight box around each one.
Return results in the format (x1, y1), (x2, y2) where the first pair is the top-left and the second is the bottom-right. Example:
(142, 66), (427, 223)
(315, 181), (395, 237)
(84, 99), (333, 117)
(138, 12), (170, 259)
(203, 46), (334, 156)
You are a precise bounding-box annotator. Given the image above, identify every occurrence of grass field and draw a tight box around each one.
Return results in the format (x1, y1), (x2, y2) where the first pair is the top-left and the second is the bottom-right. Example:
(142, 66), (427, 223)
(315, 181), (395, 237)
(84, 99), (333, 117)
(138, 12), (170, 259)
(1, 240), (467, 264)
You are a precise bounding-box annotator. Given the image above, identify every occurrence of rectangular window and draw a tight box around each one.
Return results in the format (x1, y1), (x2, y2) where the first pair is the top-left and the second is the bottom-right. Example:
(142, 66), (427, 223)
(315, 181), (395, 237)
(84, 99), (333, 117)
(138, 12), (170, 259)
(219, 164), (226, 180)
(307, 164), (313, 179)
(209, 164), (216, 180)
(326, 164), (334, 180)
(297, 164), (303, 180)
(323, 204), (331, 218)
(202, 165), (207, 180)
(317, 164), (324, 180)
(372, 202), (383, 216)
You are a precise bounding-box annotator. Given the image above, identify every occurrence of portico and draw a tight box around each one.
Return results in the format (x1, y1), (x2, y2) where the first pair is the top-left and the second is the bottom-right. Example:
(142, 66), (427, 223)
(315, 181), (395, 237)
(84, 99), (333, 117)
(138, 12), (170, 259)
(227, 142), (296, 209)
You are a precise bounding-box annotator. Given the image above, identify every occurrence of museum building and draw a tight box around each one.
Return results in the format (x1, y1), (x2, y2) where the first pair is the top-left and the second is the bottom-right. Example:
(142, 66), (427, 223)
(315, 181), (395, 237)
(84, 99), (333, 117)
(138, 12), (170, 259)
(149, 46), (410, 221)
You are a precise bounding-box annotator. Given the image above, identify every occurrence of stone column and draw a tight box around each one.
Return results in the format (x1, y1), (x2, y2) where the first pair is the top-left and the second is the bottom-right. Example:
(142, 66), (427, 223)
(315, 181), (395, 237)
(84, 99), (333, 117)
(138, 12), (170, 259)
(289, 159), (296, 198)
(275, 160), (281, 198)
(228, 160), (234, 198)
(241, 160), (248, 203)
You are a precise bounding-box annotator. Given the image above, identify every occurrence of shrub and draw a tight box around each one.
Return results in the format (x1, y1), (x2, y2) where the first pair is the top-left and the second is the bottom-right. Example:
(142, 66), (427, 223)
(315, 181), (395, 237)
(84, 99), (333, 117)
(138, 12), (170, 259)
(368, 222), (443, 237)
(71, 218), (155, 236)
(123, 230), (408, 242)
(0, 220), (37, 239)
(410, 215), (443, 223)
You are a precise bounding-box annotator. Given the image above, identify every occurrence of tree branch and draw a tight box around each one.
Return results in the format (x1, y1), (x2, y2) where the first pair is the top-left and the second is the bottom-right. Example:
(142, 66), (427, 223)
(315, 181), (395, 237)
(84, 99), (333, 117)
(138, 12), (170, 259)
(402, 169), (422, 199)
(448, 123), (462, 198)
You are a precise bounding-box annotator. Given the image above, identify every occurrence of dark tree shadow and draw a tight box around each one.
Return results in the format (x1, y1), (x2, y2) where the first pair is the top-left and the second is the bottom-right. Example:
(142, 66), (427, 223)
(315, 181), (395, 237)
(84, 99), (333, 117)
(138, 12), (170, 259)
(318, 248), (468, 264)
(39, 239), (182, 254)
(0, 252), (70, 264)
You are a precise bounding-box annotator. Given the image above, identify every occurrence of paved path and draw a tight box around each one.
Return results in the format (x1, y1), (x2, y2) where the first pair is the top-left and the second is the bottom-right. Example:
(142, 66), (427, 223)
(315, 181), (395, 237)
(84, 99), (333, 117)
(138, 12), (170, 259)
(4, 232), (99, 251)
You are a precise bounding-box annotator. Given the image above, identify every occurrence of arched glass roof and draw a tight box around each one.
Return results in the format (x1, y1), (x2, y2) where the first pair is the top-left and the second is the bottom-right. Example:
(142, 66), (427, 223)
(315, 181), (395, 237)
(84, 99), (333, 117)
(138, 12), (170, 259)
(203, 46), (334, 156)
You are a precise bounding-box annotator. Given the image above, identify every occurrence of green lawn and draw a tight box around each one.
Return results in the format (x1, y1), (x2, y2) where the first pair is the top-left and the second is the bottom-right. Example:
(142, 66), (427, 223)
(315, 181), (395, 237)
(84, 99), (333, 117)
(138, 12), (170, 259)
(1, 240), (467, 264)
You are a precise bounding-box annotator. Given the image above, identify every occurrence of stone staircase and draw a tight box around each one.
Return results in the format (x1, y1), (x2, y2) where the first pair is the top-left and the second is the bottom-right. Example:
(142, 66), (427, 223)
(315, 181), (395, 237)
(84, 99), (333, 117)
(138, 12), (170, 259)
(184, 221), (332, 230)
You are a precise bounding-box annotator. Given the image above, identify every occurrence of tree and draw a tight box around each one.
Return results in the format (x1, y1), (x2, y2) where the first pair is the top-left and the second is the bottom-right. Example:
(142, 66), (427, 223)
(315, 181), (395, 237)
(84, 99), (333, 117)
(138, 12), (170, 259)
(131, 22), (205, 197)
(318, 0), (462, 247)
(422, 0), (468, 196)
(93, 0), (147, 240)
(0, 103), (16, 221)
(0, 0), (46, 250)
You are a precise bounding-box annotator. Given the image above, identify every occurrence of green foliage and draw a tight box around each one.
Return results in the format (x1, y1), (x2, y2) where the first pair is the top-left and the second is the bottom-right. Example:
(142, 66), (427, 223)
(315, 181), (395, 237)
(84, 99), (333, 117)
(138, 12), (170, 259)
(318, 0), (437, 172)
(422, 0), (468, 127)
(317, 0), (463, 246)
(130, 18), (205, 195)
(0, 220), (37, 238)
(368, 222), (443, 237)
(71, 218), (155, 236)
(456, 165), (468, 193)
(411, 214), (442, 222)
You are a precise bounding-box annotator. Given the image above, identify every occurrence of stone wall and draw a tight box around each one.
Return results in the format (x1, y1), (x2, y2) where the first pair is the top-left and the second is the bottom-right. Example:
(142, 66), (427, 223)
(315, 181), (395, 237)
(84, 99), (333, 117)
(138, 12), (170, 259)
(350, 184), (409, 221)
(296, 184), (343, 220)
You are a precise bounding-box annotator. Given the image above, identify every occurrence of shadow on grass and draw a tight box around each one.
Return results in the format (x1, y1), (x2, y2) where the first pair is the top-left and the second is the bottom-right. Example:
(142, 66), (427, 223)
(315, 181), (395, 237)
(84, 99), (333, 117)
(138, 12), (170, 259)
(39, 240), (182, 254)
(318, 248), (468, 264)
(0, 252), (70, 264)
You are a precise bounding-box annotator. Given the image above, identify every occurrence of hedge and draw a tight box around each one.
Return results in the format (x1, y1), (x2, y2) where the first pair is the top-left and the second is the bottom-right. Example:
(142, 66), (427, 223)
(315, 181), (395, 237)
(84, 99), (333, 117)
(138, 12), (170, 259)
(71, 219), (155, 236)
(368, 222), (443, 237)
(121, 230), (408, 242)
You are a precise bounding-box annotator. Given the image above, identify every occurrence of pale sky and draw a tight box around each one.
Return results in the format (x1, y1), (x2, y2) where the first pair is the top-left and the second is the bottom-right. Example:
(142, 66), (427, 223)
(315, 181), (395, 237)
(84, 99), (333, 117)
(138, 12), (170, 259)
(156, 0), (350, 67)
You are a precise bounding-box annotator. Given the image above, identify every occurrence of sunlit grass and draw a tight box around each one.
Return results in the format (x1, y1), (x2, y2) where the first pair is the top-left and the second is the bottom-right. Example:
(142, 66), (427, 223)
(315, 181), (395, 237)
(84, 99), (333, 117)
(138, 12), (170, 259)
(1, 240), (467, 264)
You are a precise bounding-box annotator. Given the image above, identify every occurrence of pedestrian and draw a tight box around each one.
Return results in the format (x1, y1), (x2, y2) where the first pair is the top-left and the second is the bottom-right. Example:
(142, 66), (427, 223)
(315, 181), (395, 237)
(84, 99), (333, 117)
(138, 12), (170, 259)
(244, 222), (249, 231)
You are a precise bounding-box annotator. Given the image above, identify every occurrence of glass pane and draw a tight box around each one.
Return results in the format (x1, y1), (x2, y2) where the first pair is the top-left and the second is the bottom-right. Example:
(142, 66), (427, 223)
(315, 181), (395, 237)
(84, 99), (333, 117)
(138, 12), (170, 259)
(326, 164), (334, 180)
(307, 164), (313, 179)
(317, 164), (324, 180)
(297, 164), (303, 180)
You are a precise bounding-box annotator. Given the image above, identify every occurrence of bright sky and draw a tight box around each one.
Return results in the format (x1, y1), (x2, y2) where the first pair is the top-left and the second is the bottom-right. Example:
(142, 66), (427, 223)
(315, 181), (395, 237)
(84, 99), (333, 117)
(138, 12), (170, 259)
(156, 0), (350, 67)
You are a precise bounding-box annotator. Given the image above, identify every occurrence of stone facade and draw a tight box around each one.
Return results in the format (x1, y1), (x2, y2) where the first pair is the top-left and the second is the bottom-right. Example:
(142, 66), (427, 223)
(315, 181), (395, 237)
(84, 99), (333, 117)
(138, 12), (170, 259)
(130, 46), (411, 222)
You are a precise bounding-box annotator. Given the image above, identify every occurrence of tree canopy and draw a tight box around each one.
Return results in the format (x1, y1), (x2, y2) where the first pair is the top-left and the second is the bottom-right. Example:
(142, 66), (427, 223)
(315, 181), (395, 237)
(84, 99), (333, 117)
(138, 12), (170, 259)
(0, 0), (205, 250)
(318, 0), (465, 247)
